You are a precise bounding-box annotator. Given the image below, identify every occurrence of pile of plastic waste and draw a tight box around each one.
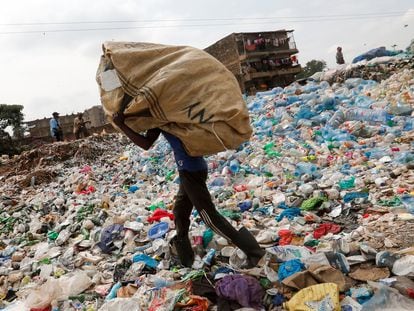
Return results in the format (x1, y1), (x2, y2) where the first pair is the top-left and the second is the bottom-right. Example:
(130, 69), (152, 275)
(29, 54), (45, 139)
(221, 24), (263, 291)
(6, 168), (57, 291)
(352, 47), (404, 64)
(1, 57), (414, 310)
(310, 52), (414, 84)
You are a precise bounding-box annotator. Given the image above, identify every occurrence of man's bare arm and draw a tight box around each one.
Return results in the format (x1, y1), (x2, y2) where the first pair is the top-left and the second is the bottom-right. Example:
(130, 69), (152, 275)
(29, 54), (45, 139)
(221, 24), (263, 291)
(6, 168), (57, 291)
(112, 112), (161, 150)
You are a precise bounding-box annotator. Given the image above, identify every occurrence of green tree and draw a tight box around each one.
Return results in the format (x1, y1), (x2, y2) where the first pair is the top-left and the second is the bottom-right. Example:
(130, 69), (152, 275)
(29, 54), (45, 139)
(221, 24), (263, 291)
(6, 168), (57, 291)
(296, 59), (327, 79)
(0, 104), (24, 155)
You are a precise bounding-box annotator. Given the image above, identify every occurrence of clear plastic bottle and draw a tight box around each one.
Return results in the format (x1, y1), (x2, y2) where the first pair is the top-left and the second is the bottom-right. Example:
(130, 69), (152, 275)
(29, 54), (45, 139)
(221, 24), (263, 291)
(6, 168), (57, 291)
(294, 162), (318, 177)
(51, 300), (59, 311)
(55, 229), (71, 246)
(345, 108), (392, 123)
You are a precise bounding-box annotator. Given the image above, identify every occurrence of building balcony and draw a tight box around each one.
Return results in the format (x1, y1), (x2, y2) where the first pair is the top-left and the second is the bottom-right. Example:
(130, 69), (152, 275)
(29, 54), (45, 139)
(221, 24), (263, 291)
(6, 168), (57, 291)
(243, 65), (302, 81)
(240, 48), (299, 60)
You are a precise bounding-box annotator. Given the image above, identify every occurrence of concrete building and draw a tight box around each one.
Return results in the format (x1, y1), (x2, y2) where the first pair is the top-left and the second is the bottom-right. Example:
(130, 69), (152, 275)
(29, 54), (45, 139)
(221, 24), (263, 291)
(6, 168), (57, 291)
(205, 30), (301, 94)
(83, 105), (107, 129)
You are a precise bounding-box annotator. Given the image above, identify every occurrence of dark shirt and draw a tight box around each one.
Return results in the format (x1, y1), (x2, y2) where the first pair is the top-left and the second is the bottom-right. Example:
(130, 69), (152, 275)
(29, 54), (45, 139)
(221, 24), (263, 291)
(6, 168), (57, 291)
(162, 131), (207, 172)
(336, 51), (345, 64)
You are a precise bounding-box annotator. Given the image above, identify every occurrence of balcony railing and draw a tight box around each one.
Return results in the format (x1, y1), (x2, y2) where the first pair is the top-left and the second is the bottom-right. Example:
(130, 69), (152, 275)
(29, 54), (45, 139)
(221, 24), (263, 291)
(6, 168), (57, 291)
(243, 66), (302, 81)
(237, 32), (298, 56)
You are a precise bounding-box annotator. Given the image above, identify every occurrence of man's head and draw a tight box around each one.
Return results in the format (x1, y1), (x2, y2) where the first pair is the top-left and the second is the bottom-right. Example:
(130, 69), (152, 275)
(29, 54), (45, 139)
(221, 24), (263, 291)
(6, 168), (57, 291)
(78, 113), (83, 118)
(52, 112), (59, 118)
(337, 46), (342, 51)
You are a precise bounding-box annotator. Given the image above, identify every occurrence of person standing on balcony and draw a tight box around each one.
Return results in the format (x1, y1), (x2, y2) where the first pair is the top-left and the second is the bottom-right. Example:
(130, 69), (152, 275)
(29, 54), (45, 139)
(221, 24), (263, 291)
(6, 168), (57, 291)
(290, 55), (298, 66)
(336, 47), (345, 65)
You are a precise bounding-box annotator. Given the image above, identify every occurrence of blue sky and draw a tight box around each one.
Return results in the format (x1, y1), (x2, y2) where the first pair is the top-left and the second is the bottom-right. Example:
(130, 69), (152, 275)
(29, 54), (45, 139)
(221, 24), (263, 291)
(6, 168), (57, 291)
(0, 0), (413, 121)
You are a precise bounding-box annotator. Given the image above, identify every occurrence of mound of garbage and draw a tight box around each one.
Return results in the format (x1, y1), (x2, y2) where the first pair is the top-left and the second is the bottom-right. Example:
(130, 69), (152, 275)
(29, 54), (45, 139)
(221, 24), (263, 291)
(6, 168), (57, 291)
(1, 59), (414, 310)
(310, 51), (413, 84)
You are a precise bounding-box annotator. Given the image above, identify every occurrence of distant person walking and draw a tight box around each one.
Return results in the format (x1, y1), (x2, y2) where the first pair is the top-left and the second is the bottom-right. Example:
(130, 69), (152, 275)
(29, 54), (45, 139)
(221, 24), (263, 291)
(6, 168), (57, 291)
(50, 112), (63, 142)
(336, 46), (345, 65)
(73, 113), (90, 139)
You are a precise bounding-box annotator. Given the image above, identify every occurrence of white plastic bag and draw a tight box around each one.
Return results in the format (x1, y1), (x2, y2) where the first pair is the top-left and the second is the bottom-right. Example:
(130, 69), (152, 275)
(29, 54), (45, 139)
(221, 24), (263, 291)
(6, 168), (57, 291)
(25, 278), (62, 309)
(392, 255), (414, 276)
(99, 298), (142, 311)
(362, 284), (414, 311)
(3, 301), (30, 311)
(58, 270), (93, 299)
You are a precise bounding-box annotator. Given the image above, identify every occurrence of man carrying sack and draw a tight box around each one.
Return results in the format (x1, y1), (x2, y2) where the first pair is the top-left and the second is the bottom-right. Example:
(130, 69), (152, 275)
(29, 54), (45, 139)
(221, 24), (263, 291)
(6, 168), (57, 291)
(96, 42), (264, 268)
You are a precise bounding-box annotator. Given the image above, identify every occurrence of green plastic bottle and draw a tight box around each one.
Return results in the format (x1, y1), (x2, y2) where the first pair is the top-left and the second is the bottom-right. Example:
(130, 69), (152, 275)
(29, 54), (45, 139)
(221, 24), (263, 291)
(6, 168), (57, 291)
(338, 176), (355, 190)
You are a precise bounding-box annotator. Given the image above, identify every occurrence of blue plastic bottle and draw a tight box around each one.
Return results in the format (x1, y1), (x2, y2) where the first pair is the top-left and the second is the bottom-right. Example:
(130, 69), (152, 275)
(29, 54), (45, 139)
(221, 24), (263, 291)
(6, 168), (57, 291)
(401, 195), (414, 214)
(229, 159), (240, 174)
(202, 248), (216, 266)
(105, 282), (122, 301)
(294, 162), (318, 177)
(343, 192), (369, 203)
(210, 177), (225, 187)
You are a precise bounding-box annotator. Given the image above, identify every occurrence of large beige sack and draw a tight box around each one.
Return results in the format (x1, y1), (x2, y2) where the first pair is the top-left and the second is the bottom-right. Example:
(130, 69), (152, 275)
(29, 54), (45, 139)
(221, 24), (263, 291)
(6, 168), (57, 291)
(96, 41), (252, 156)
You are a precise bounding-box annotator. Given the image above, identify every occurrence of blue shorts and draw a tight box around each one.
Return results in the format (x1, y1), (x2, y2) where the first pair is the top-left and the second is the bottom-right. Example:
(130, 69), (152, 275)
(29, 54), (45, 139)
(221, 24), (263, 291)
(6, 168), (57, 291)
(162, 131), (207, 172)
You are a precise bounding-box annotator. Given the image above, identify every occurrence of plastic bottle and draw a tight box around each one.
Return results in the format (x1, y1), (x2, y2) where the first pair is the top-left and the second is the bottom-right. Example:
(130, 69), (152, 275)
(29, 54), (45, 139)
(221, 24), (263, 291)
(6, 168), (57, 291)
(403, 119), (414, 131)
(354, 95), (374, 108)
(55, 229), (71, 246)
(294, 162), (318, 177)
(338, 177), (355, 190)
(263, 142), (275, 151)
(248, 99), (266, 112)
(238, 200), (252, 212)
(192, 228), (204, 257)
(105, 282), (122, 301)
(364, 147), (388, 160)
(202, 229), (214, 248)
(298, 184), (314, 195)
(51, 300), (59, 311)
(401, 195), (414, 214)
(387, 102), (413, 116)
(343, 192), (369, 203)
(210, 177), (225, 187)
(374, 177), (388, 187)
(265, 148), (281, 158)
(274, 99), (288, 107)
(376, 251), (400, 269)
(295, 105), (317, 120)
(345, 108), (392, 123)
(128, 185), (139, 193)
(390, 166), (408, 178)
(395, 152), (414, 164)
(152, 276), (172, 289)
(361, 285), (414, 310)
(229, 159), (240, 174)
(202, 248), (216, 266)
